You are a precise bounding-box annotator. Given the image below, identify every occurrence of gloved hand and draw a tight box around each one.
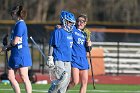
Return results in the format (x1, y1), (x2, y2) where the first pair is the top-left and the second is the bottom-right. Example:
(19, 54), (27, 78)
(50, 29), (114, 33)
(46, 56), (55, 67)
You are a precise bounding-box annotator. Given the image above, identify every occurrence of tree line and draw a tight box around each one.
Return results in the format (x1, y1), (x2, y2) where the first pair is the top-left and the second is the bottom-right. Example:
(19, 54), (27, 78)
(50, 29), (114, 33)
(0, 0), (140, 24)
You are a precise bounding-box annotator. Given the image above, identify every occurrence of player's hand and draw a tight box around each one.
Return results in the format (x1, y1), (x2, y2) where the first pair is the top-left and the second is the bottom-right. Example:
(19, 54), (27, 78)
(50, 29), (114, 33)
(56, 25), (62, 29)
(46, 56), (54, 67)
(87, 40), (91, 46)
(2, 45), (11, 51)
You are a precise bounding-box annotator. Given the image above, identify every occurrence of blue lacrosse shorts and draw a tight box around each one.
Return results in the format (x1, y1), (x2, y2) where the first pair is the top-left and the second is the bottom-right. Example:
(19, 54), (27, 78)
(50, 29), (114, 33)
(71, 56), (89, 70)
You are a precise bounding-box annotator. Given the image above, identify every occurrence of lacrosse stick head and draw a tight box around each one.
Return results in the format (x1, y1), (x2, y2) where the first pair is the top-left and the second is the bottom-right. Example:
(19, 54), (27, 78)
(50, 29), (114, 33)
(83, 28), (91, 41)
(2, 34), (8, 46)
(0, 50), (4, 56)
(0, 47), (8, 56)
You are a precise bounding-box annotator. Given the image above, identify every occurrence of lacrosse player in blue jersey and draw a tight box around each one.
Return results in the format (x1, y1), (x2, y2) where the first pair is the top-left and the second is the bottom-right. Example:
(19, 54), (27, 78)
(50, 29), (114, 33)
(56, 14), (91, 93)
(67, 14), (91, 93)
(47, 11), (76, 93)
(2, 5), (32, 93)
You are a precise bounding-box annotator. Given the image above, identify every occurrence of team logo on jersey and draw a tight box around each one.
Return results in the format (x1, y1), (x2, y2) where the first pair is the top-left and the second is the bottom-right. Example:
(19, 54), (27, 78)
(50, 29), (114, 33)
(74, 32), (85, 38)
(67, 36), (72, 39)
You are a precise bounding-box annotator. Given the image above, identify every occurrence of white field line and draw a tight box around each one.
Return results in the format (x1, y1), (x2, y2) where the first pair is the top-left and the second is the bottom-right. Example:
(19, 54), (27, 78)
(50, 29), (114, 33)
(0, 89), (140, 93)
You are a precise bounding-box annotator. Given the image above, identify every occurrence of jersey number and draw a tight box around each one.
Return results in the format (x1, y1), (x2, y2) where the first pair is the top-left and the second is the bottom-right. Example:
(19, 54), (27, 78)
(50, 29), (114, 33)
(77, 38), (84, 45)
(70, 42), (73, 48)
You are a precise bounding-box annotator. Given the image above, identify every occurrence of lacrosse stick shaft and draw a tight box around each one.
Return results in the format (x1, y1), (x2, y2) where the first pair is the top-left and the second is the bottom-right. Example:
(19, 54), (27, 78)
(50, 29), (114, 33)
(89, 50), (96, 89)
(30, 36), (48, 74)
(30, 37), (46, 59)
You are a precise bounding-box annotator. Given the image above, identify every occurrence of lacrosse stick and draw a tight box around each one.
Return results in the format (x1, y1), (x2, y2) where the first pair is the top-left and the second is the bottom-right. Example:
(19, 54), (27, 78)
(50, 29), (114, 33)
(0, 49), (3, 54)
(84, 28), (96, 89)
(0, 50), (4, 56)
(0, 34), (9, 56)
(0, 49), (5, 56)
(0, 46), (10, 56)
(30, 36), (67, 84)
(89, 50), (96, 89)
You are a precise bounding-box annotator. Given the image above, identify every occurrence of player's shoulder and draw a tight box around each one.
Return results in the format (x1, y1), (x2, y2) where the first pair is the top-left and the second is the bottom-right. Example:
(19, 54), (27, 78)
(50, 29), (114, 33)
(16, 20), (26, 26)
(72, 26), (79, 33)
(52, 28), (64, 35)
(54, 27), (64, 32)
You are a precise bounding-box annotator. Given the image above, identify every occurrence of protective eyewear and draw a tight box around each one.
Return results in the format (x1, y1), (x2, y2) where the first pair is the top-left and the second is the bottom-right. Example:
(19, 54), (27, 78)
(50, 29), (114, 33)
(77, 20), (86, 24)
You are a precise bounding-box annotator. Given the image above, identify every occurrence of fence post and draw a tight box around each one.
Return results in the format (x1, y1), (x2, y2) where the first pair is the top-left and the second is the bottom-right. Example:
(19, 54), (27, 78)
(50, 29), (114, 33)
(117, 42), (120, 75)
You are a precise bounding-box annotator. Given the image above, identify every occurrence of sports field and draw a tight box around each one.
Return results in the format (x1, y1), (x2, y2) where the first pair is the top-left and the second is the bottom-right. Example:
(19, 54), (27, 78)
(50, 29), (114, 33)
(0, 83), (140, 93)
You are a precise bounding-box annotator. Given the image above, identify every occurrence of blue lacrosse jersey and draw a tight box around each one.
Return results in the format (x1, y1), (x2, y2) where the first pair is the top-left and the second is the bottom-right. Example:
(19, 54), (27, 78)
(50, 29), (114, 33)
(8, 20), (32, 69)
(72, 28), (87, 57)
(49, 28), (73, 62)
(71, 27), (89, 70)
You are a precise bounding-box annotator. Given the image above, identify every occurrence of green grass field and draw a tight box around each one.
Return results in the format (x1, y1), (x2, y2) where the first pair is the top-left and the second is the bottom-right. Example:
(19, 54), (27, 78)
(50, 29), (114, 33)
(0, 83), (140, 93)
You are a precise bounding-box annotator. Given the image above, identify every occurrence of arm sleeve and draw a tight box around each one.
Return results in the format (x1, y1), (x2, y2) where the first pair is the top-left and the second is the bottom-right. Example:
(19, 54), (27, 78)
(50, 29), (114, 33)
(48, 45), (53, 56)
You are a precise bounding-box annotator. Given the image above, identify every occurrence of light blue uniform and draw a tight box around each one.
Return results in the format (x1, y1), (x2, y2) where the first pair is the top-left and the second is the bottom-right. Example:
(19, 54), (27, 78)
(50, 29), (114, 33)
(71, 27), (89, 70)
(8, 20), (32, 69)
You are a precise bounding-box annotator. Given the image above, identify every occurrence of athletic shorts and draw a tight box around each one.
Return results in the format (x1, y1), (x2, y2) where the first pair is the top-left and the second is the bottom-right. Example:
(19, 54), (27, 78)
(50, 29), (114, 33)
(8, 55), (32, 69)
(71, 56), (89, 70)
(8, 47), (32, 69)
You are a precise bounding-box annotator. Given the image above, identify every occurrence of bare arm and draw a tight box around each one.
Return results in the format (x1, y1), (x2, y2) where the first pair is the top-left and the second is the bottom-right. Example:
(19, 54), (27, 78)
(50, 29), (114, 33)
(11, 36), (21, 46)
